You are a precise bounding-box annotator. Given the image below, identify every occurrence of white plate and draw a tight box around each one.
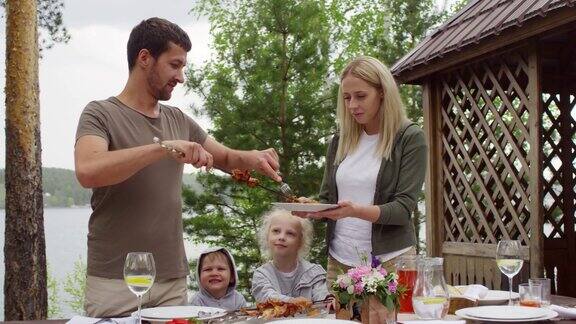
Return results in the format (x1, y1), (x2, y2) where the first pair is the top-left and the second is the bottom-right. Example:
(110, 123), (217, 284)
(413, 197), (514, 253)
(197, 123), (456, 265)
(133, 306), (226, 321)
(455, 306), (557, 322)
(272, 319), (357, 324)
(455, 286), (519, 305)
(272, 202), (338, 212)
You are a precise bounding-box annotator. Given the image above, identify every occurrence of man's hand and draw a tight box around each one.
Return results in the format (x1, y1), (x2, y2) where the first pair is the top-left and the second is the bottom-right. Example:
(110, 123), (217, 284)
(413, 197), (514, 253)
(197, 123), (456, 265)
(201, 137), (281, 181)
(250, 148), (281, 181)
(162, 140), (214, 170)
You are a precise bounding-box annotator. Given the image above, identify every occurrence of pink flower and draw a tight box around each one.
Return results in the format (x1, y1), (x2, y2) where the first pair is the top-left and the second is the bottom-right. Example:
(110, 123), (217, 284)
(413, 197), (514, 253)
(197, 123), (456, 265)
(388, 281), (397, 293)
(354, 281), (365, 294)
(378, 267), (388, 276)
(336, 275), (353, 290)
(347, 266), (371, 282)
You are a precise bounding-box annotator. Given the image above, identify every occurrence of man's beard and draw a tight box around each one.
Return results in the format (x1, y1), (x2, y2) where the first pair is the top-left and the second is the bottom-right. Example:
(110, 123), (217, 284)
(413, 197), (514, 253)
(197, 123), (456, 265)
(147, 68), (173, 101)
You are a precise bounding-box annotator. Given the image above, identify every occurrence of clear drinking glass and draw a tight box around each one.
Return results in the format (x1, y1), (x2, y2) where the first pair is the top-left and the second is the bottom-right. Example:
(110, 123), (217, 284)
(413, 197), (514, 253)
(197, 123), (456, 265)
(519, 283), (542, 307)
(529, 278), (551, 306)
(496, 240), (523, 305)
(124, 252), (156, 324)
(412, 257), (449, 319)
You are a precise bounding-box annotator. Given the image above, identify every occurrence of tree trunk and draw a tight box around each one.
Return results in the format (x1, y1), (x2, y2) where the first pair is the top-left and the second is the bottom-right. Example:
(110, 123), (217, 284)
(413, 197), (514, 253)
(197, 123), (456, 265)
(4, 0), (47, 320)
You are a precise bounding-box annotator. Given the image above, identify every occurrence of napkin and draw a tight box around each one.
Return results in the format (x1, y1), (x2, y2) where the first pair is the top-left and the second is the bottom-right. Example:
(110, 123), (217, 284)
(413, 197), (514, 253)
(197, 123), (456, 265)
(66, 315), (137, 324)
(399, 320), (465, 324)
(462, 284), (489, 300)
(550, 304), (576, 319)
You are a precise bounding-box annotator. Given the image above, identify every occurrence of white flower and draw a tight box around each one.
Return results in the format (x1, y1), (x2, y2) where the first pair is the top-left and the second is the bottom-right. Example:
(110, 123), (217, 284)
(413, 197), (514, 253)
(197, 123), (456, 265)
(341, 275), (352, 286)
(362, 271), (385, 294)
(347, 284), (355, 294)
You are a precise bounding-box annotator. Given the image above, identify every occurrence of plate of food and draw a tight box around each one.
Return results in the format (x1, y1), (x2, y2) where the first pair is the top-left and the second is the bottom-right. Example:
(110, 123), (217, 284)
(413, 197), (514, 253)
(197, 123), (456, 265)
(133, 305), (226, 322)
(271, 202), (338, 212)
(240, 298), (326, 320)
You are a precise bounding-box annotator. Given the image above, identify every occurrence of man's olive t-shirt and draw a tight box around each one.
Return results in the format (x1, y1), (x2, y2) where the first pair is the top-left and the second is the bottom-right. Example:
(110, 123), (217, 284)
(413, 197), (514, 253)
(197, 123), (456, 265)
(75, 97), (207, 280)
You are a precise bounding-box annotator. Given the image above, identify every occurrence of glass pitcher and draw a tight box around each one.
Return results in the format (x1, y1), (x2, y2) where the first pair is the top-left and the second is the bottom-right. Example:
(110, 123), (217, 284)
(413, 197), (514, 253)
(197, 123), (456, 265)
(412, 257), (449, 319)
(396, 255), (419, 313)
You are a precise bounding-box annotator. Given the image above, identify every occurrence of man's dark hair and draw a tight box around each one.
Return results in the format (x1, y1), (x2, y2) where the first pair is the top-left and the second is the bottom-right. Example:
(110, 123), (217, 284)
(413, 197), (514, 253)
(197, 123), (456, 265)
(127, 17), (192, 71)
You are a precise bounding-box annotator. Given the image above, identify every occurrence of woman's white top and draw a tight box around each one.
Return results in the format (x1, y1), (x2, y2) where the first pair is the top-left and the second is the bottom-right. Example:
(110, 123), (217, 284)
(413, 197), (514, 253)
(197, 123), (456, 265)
(329, 131), (411, 266)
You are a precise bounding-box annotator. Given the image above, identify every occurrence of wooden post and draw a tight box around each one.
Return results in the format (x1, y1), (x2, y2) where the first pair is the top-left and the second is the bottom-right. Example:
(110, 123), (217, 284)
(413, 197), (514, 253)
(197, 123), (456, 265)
(526, 44), (543, 278)
(4, 0), (47, 319)
(558, 47), (576, 294)
(423, 78), (444, 257)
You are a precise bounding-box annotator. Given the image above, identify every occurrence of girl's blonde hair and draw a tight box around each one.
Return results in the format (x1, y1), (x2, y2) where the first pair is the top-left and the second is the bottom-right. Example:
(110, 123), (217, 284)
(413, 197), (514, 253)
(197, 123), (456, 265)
(335, 55), (408, 164)
(258, 209), (313, 260)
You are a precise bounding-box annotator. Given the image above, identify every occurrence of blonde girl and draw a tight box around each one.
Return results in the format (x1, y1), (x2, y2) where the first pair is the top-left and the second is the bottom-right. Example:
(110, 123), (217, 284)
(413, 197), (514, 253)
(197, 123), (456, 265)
(250, 209), (330, 303)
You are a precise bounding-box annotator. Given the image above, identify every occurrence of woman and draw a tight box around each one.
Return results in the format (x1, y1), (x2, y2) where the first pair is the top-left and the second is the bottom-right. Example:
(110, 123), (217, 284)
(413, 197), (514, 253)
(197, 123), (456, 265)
(299, 56), (427, 286)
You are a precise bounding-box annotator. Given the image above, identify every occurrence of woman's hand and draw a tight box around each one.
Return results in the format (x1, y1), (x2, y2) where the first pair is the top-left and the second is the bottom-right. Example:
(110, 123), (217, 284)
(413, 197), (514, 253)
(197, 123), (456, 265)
(291, 197), (316, 218)
(302, 202), (380, 222)
(305, 201), (356, 220)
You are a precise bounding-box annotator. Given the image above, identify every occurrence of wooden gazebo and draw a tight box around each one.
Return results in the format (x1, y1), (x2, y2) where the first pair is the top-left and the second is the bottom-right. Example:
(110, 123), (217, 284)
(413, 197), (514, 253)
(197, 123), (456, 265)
(391, 0), (576, 296)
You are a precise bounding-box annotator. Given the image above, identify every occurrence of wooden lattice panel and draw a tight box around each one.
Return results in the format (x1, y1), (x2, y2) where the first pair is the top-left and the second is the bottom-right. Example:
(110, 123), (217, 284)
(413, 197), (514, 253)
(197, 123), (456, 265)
(440, 52), (533, 246)
(541, 93), (568, 239)
(541, 90), (576, 239)
(541, 88), (576, 295)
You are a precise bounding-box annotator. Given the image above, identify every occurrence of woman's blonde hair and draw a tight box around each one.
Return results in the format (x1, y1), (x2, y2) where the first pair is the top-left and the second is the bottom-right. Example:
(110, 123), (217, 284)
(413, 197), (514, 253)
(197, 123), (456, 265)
(335, 55), (408, 163)
(258, 209), (314, 260)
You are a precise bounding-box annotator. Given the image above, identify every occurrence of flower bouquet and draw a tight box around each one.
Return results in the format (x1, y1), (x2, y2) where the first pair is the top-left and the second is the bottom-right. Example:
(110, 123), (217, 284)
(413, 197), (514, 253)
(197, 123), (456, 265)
(332, 256), (405, 324)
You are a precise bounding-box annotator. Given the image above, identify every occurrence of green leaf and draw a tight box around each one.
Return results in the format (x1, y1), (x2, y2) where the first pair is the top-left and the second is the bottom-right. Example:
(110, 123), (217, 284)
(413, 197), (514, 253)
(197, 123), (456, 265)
(339, 292), (351, 305)
(385, 295), (395, 311)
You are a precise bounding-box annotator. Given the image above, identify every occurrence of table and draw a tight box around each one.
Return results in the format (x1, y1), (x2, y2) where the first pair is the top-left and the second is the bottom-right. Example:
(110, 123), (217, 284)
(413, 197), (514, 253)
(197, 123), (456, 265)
(397, 295), (576, 323)
(2, 295), (576, 324)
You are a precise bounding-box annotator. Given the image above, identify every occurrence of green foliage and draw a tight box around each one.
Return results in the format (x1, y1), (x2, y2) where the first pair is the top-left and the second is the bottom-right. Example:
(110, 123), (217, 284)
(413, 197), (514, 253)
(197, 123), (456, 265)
(47, 264), (62, 319)
(63, 258), (87, 315)
(0, 168), (91, 208)
(42, 168), (92, 208)
(450, 0), (471, 13)
(0, 168), (202, 208)
(184, 0), (337, 298)
(0, 0), (71, 52)
(183, 0), (463, 298)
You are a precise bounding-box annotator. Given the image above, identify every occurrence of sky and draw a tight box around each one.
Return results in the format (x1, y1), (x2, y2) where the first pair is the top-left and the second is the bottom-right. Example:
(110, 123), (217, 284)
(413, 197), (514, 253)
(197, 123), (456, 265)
(0, 0), (213, 170)
(0, 0), (457, 171)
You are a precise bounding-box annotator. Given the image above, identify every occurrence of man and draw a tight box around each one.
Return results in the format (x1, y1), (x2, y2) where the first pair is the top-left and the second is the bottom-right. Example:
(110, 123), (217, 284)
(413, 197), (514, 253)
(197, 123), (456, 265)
(74, 17), (281, 317)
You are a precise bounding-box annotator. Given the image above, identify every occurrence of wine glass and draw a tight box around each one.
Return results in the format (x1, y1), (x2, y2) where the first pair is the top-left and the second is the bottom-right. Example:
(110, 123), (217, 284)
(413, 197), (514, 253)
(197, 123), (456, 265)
(124, 252), (156, 324)
(496, 240), (523, 305)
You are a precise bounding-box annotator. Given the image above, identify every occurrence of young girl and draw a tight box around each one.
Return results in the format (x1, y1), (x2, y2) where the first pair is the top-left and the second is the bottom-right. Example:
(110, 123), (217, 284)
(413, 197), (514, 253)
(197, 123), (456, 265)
(251, 209), (330, 303)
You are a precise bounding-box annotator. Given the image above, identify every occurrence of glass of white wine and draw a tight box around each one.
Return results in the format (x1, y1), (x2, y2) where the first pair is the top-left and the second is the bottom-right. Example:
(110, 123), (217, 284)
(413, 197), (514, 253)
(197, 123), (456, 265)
(496, 240), (523, 305)
(124, 252), (156, 324)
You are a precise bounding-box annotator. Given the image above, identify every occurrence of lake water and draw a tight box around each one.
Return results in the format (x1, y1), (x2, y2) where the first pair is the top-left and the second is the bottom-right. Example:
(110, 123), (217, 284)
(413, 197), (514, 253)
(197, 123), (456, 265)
(0, 207), (202, 320)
